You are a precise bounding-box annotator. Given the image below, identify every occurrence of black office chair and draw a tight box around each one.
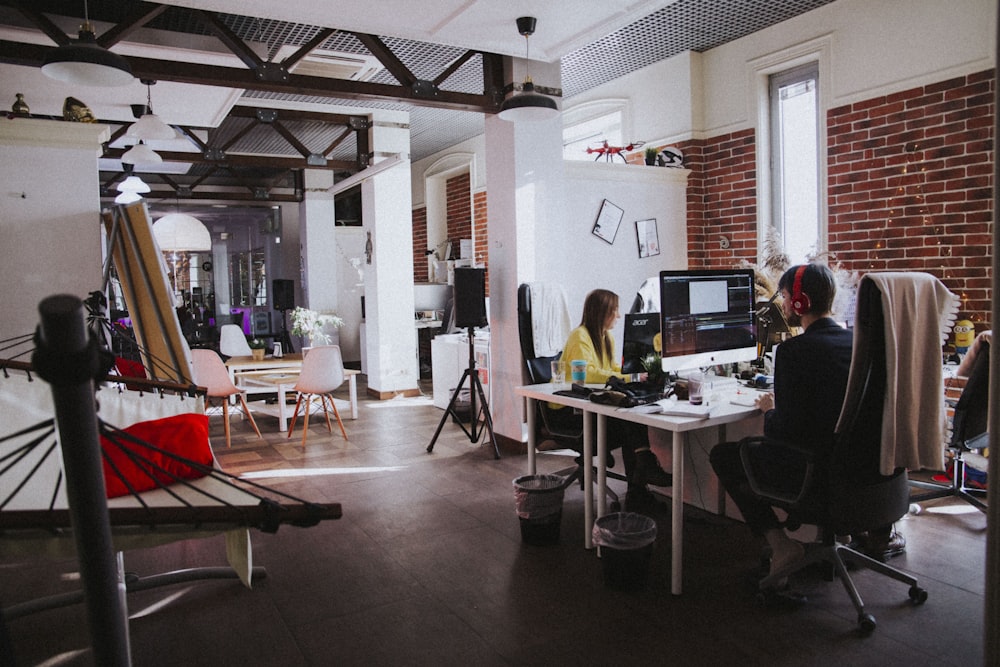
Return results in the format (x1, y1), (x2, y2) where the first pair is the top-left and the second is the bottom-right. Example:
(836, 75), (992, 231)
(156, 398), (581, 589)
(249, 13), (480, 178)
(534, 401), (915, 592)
(516, 283), (625, 509)
(738, 274), (927, 635)
(910, 340), (990, 511)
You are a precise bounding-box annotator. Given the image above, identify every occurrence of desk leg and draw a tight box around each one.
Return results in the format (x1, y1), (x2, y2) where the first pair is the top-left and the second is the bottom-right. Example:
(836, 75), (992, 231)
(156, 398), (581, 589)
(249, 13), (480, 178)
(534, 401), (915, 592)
(671, 430), (685, 595)
(525, 397), (537, 475)
(348, 374), (358, 420)
(277, 384), (289, 432)
(583, 412), (594, 549)
(596, 414), (607, 521)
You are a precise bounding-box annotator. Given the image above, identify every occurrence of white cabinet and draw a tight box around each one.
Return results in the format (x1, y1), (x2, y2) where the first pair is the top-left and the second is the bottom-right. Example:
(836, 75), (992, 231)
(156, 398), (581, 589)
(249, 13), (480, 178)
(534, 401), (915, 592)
(431, 332), (490, 409)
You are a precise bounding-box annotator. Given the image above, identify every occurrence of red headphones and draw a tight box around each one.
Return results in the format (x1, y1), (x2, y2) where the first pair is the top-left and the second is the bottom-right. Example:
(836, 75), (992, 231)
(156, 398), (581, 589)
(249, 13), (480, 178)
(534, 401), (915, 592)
(790, 265), (811, 316)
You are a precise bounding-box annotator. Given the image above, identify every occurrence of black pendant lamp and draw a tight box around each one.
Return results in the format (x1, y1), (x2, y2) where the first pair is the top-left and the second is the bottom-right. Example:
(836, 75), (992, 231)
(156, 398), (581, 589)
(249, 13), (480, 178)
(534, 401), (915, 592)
(498, 16), (559, 122)
(41, 0), (134, 87)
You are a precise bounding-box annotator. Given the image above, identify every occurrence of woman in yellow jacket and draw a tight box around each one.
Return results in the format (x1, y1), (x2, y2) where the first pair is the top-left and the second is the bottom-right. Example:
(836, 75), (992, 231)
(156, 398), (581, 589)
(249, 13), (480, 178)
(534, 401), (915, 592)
(553, 288), (672, 511)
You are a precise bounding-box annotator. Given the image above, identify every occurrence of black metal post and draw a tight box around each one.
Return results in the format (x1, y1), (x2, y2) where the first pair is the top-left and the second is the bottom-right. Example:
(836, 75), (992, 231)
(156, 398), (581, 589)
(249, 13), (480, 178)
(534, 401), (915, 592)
(33, 294), (131, 666)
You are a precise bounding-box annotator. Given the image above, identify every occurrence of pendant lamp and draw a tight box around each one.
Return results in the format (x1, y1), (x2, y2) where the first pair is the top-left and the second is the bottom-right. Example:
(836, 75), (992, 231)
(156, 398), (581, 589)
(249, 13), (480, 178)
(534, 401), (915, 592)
(153, 213), (212, 252)
(498, 17), (559, 122)
(41, 1), (134, 87)
(121, 141), (162, 165)
(126, 80), (176, 141)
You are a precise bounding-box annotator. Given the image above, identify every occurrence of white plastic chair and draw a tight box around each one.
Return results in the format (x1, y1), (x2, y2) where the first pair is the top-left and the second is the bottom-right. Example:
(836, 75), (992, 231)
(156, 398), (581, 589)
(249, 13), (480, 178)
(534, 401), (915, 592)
(287, 345), (348, 446)
(191, 349), (262, 448)
(219, 324), (252, 358)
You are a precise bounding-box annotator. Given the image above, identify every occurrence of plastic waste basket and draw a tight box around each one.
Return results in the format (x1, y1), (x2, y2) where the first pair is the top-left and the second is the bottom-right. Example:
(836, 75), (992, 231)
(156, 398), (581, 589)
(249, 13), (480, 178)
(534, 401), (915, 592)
(592, 512), (657, 590)
(513, 474), (569, 545)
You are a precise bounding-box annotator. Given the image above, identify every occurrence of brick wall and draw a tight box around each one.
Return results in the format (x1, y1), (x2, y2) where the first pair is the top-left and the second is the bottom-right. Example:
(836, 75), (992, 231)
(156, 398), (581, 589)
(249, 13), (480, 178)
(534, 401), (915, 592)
(411, 205), (428, 283)
(682, 69), (993, 325)
(827, 69), (994, 325)
(446, 172), (472, 248)
(473, 190), (490, 296)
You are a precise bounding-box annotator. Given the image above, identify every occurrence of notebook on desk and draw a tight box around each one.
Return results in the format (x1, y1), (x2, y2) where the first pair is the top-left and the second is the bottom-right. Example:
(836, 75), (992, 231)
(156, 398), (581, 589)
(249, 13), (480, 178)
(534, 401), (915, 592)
(627, 398), (711, 418)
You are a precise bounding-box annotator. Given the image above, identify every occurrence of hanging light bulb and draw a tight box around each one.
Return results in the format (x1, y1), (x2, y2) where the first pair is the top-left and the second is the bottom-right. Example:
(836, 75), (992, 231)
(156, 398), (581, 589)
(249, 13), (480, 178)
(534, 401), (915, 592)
(126, 79), (176, 141)
(498, 17), (559, 123)
(121, 140), (162, 165)
(116, 174), (150, 193)
(41, 0), (134, 87)
(153, 213), (212, 252)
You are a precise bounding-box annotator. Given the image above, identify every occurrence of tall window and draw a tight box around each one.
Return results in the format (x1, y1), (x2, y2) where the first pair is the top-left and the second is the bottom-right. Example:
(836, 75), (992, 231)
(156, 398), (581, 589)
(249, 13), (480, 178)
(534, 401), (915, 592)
(769, 63), (819, 263)
(562, 108), (623, 161)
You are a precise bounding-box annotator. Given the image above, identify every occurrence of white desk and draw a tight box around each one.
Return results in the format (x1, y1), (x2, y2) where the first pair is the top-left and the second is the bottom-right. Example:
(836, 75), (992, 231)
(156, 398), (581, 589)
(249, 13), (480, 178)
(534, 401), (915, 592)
(515, 382), (759, 595)
(226, 355), (359, 431)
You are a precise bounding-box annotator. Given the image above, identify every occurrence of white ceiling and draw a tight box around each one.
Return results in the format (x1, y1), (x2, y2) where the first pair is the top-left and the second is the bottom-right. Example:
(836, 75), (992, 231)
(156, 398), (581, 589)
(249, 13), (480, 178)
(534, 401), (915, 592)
(157, 0), (678, 63)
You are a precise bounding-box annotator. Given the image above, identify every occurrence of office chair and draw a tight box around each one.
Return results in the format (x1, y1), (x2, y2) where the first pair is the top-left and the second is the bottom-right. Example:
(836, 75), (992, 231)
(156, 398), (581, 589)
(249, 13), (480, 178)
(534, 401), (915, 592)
(909, 340), (989, 512)
(516, 283), (625, 511)
(190, 349), (262, 448)
(219, 324), (253, 358)
(287, 345), (348, 446)
(738, 274), (927, 635)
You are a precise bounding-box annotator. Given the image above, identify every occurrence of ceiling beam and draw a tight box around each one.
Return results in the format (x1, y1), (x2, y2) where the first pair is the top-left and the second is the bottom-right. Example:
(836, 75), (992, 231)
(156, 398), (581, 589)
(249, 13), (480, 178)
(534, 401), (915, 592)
(102, 147), (355, 171)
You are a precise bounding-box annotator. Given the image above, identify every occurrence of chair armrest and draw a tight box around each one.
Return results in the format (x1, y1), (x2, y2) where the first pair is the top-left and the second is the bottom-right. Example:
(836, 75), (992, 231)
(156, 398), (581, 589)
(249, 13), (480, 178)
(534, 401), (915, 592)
(738, 436), (819, 506)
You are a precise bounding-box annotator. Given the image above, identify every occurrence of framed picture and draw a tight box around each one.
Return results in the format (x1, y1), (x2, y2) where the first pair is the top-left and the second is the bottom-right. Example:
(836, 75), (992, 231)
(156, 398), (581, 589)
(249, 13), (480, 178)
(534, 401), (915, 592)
(636, 218), (660, 258)
(591, 199), (623, 245)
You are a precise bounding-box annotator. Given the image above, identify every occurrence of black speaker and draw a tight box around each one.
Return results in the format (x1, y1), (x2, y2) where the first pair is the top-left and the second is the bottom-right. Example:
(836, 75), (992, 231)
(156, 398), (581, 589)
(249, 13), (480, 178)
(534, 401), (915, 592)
(273, 279), (295, 311)
(453, 267), (487, 328)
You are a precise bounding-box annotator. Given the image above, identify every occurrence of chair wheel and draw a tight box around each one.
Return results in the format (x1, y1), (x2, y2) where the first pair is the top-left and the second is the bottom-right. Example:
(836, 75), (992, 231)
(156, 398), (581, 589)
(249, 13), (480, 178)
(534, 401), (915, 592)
(858, 612), (876, 635)
(909, 586), (928, 605)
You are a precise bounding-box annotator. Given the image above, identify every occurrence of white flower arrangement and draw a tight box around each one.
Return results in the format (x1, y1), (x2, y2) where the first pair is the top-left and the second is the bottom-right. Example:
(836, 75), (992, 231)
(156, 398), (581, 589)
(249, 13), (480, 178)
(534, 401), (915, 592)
(290, 307), (344, 345)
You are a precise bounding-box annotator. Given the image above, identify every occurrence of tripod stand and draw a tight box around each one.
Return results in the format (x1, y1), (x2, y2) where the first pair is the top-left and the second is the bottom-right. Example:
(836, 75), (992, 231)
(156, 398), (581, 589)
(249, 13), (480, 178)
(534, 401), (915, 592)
(275, 308), (294, 353)
(427, 327), (499, 459)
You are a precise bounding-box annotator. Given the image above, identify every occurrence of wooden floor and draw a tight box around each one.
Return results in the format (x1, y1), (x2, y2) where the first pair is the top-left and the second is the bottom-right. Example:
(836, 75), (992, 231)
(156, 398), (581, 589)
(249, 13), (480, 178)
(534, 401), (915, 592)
(2, 377), (987, 666)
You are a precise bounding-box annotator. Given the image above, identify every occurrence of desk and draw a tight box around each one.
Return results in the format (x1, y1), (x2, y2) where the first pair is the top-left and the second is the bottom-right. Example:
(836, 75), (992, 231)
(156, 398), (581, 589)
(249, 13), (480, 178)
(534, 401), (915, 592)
(226, 355), (359, 430)
(515, 382), (759, 595)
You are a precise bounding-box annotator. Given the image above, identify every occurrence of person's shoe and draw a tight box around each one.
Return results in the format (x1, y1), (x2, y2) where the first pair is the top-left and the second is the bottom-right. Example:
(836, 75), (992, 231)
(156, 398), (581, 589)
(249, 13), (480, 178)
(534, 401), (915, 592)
(849, 530), (906, 561)
(633, 449), (672, 487)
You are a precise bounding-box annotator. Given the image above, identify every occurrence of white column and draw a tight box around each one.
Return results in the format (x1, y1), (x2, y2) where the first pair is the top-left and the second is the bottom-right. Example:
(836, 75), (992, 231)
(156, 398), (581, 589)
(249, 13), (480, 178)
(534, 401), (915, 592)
(0, 118), (108, 341)
(362, 111), (418, 395)
(484, 109), (565, 443)
(298, 169), (340, 346)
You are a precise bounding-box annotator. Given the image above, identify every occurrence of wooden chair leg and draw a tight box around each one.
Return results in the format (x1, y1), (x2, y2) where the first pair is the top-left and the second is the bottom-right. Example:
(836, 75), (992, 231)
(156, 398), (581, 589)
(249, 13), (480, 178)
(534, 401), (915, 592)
(329, 395), (348, 440)
(300, 393), (311, 448)
(319, 394), (334, 433)
(287, 393), (305, 438)
(237, 393), (262, 439)
(222, 399), (232, 448)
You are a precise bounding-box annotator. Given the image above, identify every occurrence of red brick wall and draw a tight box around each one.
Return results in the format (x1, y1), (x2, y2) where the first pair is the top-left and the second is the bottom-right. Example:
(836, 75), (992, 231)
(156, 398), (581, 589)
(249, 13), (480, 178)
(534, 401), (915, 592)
(446, 173), (472, 248)
(827, 69), (994, 325)
(411, 205), (428, 283)
(473, 190), (490, 296)
(683, 69), (993, 325)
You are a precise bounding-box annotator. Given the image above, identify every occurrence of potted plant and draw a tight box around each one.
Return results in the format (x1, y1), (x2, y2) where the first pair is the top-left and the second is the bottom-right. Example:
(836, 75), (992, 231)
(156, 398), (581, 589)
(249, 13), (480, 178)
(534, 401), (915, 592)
(290, 307), (345, 350)
(644, 145), (658, 166)
(248, 338), (267, 361)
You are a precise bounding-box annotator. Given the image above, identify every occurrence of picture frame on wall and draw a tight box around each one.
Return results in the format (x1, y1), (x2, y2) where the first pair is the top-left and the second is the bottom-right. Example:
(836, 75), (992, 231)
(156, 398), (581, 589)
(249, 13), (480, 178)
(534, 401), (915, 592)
(636, 218), (660, 258)
(592, 199), (624, 245)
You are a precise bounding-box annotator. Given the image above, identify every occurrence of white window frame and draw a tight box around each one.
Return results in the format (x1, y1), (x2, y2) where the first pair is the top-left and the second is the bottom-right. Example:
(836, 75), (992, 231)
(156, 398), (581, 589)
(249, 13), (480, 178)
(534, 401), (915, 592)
(561, 99), (630, 162)
(749, 36), (831, 263)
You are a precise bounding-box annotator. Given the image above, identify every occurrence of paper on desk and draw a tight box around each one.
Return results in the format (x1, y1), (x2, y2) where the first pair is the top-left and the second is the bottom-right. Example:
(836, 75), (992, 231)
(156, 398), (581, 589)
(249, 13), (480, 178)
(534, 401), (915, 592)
(625, 398), (711, 418)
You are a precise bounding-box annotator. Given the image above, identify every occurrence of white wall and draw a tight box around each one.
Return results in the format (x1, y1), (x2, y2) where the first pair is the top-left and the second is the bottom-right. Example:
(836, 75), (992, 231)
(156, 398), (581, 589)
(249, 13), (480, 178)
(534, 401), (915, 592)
(0, 118), (108, 341)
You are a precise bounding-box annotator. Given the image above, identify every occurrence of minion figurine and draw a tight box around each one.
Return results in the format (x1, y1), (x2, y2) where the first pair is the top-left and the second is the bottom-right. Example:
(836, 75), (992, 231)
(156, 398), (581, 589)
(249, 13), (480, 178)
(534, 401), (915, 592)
(954, 319), (975, 355)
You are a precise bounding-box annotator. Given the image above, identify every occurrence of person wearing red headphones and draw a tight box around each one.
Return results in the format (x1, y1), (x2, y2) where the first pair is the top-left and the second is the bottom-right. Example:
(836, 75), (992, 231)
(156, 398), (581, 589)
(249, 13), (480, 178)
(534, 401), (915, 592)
(710, 263), (904, 589)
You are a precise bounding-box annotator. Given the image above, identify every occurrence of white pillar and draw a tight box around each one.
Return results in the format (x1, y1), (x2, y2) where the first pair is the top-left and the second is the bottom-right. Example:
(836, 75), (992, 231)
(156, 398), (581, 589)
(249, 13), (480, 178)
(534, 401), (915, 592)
(299, 169), (340, 346)
(362, 111), (418, 396)
(0, 118), (108, 341)
(484, 109), (565, 443)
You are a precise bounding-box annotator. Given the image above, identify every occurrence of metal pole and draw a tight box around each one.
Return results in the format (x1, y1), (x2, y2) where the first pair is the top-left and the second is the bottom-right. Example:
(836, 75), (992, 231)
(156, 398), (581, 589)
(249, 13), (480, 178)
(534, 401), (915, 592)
(33, 294), (131, 666)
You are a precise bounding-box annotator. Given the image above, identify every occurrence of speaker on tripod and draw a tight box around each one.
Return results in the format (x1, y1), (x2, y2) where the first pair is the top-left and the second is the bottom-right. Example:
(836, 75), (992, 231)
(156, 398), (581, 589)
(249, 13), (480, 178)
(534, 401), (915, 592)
(271, 279), (295, 352)
(427, 267), (498, 458)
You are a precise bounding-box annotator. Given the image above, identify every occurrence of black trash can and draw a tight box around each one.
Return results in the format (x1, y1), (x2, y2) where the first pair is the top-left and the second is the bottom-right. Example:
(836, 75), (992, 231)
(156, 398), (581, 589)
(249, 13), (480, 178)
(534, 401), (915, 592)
(513, 474), (569, 545)
(592, 512), (657, 590)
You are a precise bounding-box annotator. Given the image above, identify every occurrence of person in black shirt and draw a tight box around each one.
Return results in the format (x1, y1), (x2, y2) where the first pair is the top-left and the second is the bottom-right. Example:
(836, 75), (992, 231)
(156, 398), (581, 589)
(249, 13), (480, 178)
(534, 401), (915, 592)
(711, 263), (903, 582)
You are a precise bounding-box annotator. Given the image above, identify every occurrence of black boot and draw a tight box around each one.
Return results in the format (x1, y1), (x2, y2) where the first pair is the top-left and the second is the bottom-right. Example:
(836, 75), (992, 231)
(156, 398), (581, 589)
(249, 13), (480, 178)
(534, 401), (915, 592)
(633, 448), (672, 487)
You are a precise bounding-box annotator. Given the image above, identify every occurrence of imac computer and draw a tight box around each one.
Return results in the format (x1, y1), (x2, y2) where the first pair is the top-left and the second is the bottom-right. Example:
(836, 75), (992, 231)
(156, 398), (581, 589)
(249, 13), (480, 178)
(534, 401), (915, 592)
(659, 269), (757, 375)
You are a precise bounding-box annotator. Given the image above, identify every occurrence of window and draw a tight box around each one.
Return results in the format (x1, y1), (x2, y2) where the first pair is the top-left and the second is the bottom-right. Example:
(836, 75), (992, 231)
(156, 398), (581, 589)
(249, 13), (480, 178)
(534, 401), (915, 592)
(769, 62), (819, 263)
(561, 100), (627, 162)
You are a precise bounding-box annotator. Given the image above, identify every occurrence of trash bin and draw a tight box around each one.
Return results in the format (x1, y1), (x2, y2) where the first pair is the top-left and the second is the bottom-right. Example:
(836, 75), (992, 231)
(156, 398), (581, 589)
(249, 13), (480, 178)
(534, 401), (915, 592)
(513, 474), (569, 545)
(592, 512), (657, 590)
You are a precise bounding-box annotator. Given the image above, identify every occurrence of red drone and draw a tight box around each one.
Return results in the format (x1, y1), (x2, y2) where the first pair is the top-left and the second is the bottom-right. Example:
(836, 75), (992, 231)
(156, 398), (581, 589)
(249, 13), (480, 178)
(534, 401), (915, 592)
(586, 140), (645, 163)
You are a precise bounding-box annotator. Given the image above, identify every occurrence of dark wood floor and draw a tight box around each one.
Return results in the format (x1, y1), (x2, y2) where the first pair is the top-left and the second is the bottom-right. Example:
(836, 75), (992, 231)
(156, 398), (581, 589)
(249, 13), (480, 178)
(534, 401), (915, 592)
(2, 378), (986, 666)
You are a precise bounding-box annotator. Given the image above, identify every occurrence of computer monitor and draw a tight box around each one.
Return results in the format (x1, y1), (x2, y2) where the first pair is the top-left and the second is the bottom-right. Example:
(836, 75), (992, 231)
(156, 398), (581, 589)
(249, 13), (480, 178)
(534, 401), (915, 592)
(659, 269), (757, 374)
(621, 312), (660, 374)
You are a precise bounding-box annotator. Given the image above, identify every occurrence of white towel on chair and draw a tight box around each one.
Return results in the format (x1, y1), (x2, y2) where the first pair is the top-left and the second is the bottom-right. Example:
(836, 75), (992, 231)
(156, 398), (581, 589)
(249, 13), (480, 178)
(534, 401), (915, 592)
(865, 272), (959, 475)
(529, 282), (572, 357)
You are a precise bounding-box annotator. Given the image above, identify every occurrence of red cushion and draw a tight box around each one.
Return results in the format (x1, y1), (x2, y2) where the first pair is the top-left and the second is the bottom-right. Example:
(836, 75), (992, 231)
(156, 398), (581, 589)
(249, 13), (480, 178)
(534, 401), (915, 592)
(101, 413), (213, 498)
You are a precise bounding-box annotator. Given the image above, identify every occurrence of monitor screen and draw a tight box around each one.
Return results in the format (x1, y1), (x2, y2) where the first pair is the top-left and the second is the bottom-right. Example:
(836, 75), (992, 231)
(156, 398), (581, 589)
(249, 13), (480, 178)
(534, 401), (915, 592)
(659, 269), (757, 374)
